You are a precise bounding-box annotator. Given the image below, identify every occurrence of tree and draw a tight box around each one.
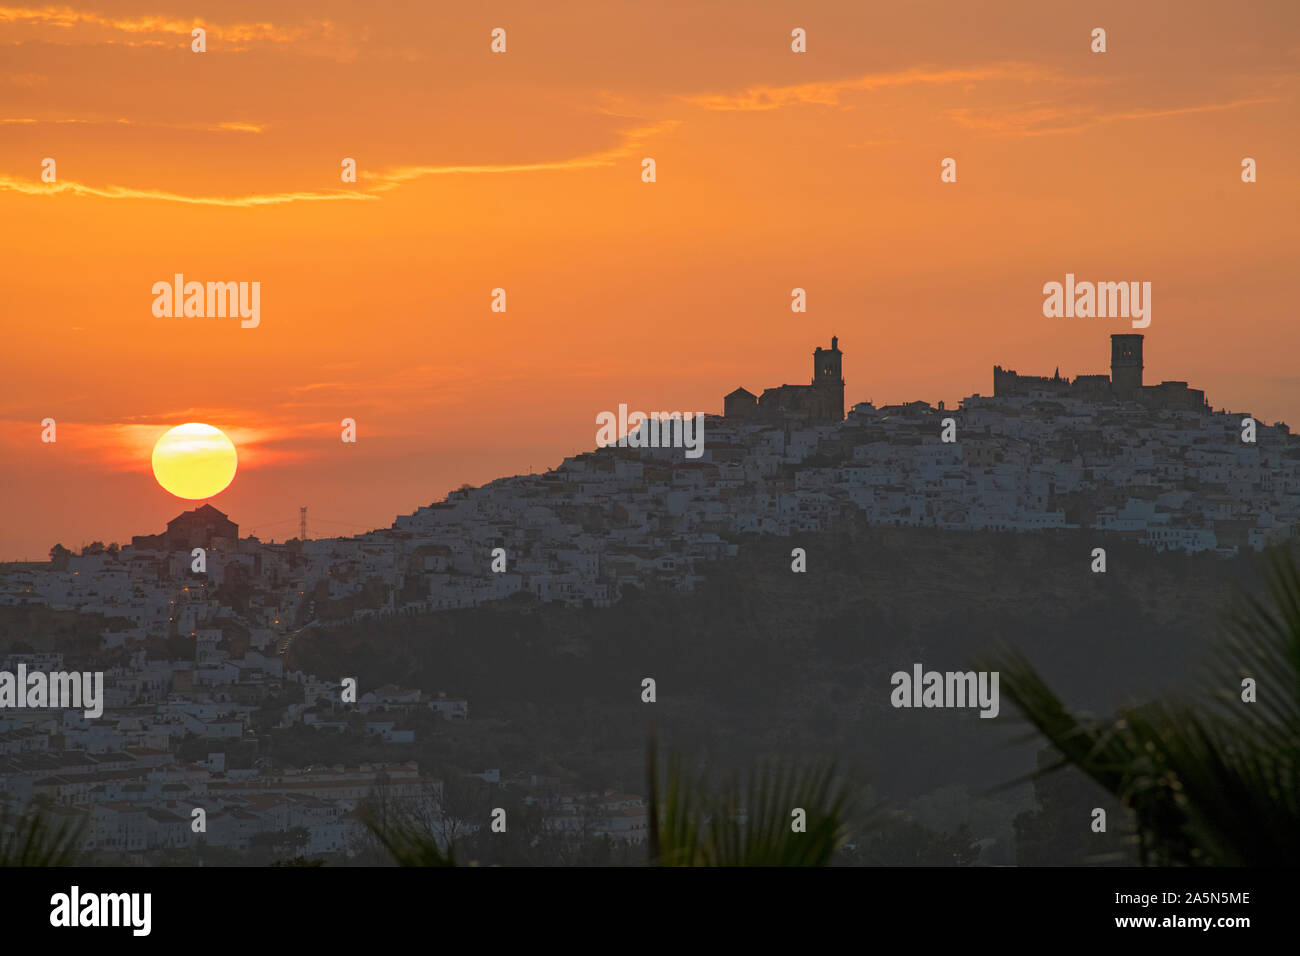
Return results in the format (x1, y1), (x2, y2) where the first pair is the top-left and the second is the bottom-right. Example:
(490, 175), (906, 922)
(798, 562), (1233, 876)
(845, 814), (981, 866)
(429, 770), (492, 847)
(1013, 750), (1136, 865)
(49, 543), (72, 570)
(989, 547), (1300, 866)
(251, 827), (310, 857)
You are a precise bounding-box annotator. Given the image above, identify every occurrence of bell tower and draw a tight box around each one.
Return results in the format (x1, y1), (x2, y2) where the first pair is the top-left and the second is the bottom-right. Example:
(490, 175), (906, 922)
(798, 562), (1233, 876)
(812, 336), (845, 421)
(1110, 333), (1143, 400)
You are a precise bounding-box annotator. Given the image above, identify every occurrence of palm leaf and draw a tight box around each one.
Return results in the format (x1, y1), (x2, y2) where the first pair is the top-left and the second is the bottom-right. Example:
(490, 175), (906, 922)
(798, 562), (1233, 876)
(646, 729), (864, 866)
(987, 546), (1300, 866)
(360, 804), (457, 867)
(0, 799), (84, 867)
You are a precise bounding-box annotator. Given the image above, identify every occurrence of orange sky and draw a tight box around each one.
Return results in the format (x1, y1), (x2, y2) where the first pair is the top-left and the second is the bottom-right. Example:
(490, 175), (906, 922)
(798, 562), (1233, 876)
(2, 1), (1298, 559)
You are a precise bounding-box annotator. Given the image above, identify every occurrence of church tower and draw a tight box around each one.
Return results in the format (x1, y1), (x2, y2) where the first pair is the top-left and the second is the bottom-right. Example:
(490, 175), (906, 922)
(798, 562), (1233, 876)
(1110, 333), (1144, 400)
(812, 336), (845, 421)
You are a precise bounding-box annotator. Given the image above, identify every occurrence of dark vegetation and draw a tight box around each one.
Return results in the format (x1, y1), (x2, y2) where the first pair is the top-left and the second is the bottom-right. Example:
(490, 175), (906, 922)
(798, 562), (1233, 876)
(290, 521), (1271, 864)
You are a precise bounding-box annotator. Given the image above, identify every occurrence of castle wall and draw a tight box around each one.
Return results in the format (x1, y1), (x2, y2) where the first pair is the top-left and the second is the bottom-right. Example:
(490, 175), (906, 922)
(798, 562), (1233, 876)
(992, 335), (1206, 410)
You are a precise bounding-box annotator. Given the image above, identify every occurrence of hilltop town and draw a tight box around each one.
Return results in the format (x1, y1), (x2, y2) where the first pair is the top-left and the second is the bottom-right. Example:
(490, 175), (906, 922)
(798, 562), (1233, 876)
(1, 333), (1296, 861)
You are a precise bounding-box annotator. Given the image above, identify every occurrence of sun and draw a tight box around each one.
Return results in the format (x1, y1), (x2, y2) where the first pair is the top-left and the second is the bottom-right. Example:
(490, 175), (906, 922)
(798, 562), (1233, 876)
(151, 423), (238, 499)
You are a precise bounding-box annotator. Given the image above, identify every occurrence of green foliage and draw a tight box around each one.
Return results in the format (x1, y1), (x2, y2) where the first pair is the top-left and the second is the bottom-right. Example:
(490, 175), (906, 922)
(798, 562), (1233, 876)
(990, 547), (1300, 867)
(0, 798), (84, 866)
(647, 732), (863, 866)
(360, 804), (457, 867)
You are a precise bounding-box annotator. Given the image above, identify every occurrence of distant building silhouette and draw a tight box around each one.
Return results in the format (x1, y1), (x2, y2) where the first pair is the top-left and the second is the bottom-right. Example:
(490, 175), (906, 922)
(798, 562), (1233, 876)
(725, 336), (845, 423)
(1110, 333), (1143, 399)
(724, 386), (758, 418)
(131, 504), (238, 551)
(993, 334), (1207, 410)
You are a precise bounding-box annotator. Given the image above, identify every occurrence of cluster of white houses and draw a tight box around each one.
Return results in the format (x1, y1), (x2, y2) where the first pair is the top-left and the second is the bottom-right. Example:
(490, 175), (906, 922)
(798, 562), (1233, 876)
(1, 334), (1294, 859)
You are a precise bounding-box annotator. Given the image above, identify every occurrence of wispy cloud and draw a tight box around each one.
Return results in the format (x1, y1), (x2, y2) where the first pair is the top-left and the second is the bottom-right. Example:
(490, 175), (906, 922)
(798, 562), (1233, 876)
(0, 121), (677, 207)
(0, 6), (350, 54)
(682, 64), (1071, 112)
(0, 417), (314, 471)
(945, 95), (1282, 137)
(0, 116), (266, 133)
(363, 121), (679, 191)
(215, 121), (266, 134)
(0, 174), (374, 207)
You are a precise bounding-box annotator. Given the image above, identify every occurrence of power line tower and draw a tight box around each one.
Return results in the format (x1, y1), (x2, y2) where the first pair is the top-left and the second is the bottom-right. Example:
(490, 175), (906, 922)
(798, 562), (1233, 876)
(299, 506), (307, 542)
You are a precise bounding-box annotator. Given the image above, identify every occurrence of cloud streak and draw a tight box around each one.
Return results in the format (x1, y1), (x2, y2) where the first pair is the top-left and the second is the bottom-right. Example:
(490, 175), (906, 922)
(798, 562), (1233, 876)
(363, 121), (679, 191)
(0, 417), (313, 472)
(0, 174), (375, 207)
(0, 5), (347, 53)
(0, 116), (266, 133)
(682, 64), (1073, 112)
(0, 121), (678, 207)
(945, 95), (1283, 137)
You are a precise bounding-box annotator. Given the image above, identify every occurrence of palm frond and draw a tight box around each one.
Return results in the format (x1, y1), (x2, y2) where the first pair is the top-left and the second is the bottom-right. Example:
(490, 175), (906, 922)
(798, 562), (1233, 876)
(988, 546), (1300, 866)
(0, 799), (84, 867)
(647, 730), (863, 866)
(360, 804), (457, 867)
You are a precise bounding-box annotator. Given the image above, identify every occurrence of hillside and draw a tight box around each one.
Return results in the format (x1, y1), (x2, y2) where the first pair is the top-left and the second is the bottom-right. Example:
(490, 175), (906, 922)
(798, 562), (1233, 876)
(289, 520), (1281, 863)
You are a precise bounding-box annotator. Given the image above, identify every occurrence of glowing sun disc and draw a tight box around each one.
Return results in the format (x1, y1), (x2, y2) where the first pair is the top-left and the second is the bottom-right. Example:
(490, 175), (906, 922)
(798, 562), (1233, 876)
(152, 423), (238, 499)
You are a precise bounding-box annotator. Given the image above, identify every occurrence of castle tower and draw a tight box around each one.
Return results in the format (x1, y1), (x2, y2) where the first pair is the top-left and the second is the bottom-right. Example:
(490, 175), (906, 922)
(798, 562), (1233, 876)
(812, 336), (845, 420)
(1110, 333), (1144, 400)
